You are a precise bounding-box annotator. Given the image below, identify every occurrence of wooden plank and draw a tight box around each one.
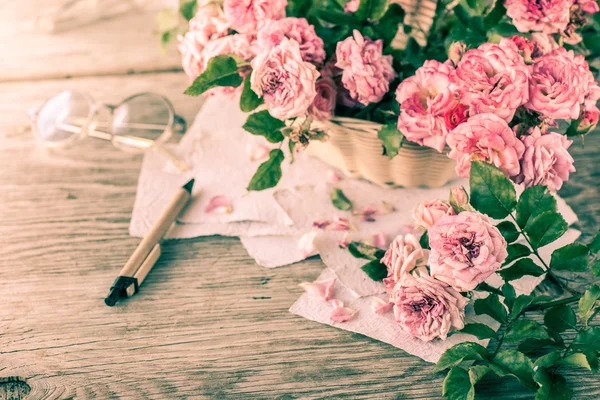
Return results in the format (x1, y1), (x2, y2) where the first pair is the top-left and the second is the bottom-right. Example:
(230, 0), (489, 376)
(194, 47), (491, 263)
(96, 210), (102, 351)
(0, 0), (182, 82)
(0, 73), (599, 399)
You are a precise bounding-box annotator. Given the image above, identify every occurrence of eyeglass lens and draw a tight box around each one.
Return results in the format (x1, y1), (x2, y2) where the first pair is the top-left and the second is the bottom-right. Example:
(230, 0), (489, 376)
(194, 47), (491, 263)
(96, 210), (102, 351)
(35, 90), (91, 144)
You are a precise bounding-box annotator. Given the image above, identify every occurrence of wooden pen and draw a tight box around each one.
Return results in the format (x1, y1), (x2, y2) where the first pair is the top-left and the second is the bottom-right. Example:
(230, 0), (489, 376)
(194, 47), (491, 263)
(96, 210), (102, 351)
(104, 178), (194, 306)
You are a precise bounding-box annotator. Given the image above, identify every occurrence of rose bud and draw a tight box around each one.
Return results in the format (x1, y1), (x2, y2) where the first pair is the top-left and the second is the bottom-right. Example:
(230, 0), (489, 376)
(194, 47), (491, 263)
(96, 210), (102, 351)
(444, 103), (469, 130)
(511, 35), (534, 62)
(449, 186), (470, 213)
(448, 41), (467, 65)
(576, 110), (599, 135)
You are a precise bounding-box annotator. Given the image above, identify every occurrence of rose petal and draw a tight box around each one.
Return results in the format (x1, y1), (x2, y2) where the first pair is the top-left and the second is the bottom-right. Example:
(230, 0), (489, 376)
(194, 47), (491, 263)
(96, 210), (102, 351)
(299, 278), (336, 301)
(371, 297), (393, 314)
(246, 143), (270, 162)
(312, 219), (331, 229)
(331, 299), (344, 309)
(330, 305), (357, 322)
(298, 231), (318, 258)
(372, 232), (387, 248)
(204, 195), (233, 214)
(328, 169), (342, 182)
(329, 215), (351, 231)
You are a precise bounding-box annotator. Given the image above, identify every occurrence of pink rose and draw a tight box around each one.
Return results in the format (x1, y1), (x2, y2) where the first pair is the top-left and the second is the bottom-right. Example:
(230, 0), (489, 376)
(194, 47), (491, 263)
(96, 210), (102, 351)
(514, 127), (576, 191)
(188, 4), (230, 47)
(396, 60), (458, 152)
(577, 0), (600, 13)
(335, 30), (397, 106)
(254, 18), (326, 65)
(451, 39), (529, 122)
(526, 48), (588, 120)
(223, 0), (287, 33)
(412, 200), (455, 230)
(390, 273), (467, 341)
(505, 0), (573, 33)
(447, 113), (525, 178)
(177, 31), (206, 81)
(381, 234), (430, 284)
(429, 212), (508, 291)
(511, 35), (534, 61)
(344, 0), (360, 12)
(309, 76), (337, 121)
(530, 33), (560, 57)
(251, 38), (320, 120)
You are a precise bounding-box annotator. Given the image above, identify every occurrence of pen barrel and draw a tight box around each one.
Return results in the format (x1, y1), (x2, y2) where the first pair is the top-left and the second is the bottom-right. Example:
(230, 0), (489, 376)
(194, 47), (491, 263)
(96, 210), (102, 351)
(119, 188), (189, 277)
(126, 243), (162, 297)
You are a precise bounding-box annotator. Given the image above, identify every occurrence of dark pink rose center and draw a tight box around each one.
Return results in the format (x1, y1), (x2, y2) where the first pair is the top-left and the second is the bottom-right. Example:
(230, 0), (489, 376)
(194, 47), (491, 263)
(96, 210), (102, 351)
(459, 234), (482, 262)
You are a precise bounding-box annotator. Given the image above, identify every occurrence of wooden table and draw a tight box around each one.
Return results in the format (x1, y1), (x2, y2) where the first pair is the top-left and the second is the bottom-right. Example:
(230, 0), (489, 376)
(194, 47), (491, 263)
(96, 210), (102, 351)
(1, 2), (599, 399)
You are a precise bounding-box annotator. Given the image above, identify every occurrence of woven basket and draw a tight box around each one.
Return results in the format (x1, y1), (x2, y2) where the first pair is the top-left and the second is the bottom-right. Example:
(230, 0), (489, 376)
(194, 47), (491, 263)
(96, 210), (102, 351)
(307, 118), (457, 188)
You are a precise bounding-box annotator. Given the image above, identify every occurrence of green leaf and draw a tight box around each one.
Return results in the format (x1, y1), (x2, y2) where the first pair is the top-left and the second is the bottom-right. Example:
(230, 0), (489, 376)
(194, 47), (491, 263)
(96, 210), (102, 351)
(544, 305), (577, 332)
(468, 365), (491, 385)
(524, 211), (568, 249)
(519, 339), (563, 354)
(496, 221), (520, 243)
(434, 342), (488, 373)
(504, 243), (531, 266)
(185, 55), (243, 96)
(578, 284), (600, 323)
(469, 161), (517, 219)
(348, 242), (386, 261)
(475, 282), (503, 296)
(242, 110), (285, 143)
(420, 230), (430, 250)
(492, 350), (537, 390)
(502, 283), (516, 309)
(593, 258), (600, 277)
(558, 352), (599, 371)
(572, 327), (600, 352)
(535, 372), (572, 400)
(484, 0), (506, 29)
(378, 123), (404, 159)
(452, 323), (497, 340)
(534, 351), (562, 368)
(511, 294), (552, 318)
(286, 0), (313, 16)
(247, 149), (284, 191)
(331, 188), (353, 211)
(356, 0), (389, 21)
(361, 259), (388, 281)
(474, 294), (507, 324)
(550, 243), (589, 272)
(588, 231), (600, 253)
(498, 258), (545, 282)
(442, 367), (474, 400)
(515, 186), (557, 229)
(240, 75), (263, 113)
(505, 320), (550, 342)
(179, 0), (198, 20)
(373, 3), (405, 45)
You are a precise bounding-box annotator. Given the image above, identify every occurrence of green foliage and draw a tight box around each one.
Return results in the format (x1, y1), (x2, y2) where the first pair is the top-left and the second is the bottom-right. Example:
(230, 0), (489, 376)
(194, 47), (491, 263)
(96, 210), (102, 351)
(505, 320), (550, 342)
(331, 188), (353, 211)
(247, 149), (284, 191)
(492, 350), (537, 390)
(469, 161), (516, 219)
(588, 231), (600, 253)
(185, 55), (244, 96)
(419, 230), (430, 250)
(452, 323), (498, 340)
(442, 367), (473, 400)
(502, 283), (516, 309)
(434, 342), (489, 373)
(348, 242), (386, 260)
(496, 221), (519, 243)
(240, 76), (263, 113)
(356, 0), (389, 21)
(498, 258), (545, 282)
(373, 4), (405, 45)
(578, 285), (600, 324)
(558, 353), (599, 371)
(511, 294), (552, 319)
(535, 371), (572, 400)
(504, 243), (531, 266)
(242, 110), (285, 143)
(286, 0), (313, 16)
(550, 243), (589, 272)
(474, 294), (507, 324)
(378, 123), (404, 159)
(361, 259), (388, 281)
(544, 305), (577, 332)
(515, 186), (557, 229)
(179, 0), (198, 20)
(524, 211), (568, 249)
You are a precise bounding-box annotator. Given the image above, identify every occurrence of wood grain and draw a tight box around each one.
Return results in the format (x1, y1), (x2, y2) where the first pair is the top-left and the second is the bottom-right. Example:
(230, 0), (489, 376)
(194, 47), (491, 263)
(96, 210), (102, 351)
(0, 73), (599, 399)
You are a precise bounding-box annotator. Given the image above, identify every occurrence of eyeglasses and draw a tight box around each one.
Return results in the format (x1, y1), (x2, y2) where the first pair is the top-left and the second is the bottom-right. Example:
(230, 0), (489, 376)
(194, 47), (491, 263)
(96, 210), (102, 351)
(30, 90), (190, 171)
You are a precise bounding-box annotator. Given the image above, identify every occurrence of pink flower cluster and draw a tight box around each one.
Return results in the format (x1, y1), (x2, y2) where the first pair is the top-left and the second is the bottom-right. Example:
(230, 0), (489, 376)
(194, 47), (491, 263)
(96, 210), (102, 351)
(380, 199), (507, 341)
(396, 37), (599, 190)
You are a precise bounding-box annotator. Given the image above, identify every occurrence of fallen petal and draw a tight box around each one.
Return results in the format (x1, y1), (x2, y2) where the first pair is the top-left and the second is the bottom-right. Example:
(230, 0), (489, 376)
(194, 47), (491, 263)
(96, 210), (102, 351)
(299, 278), (336, 301)
(329, 215), (351, 231)
(331, 299), (344, 309)
(298, 231), (318, 258)
(371, 297), (393, 314)
(328, 169), (342, 182)
(330, 305), (357, 322)
(204, 195), (233, 214)
(312, 219), (331, 229)
(372, 232), (387, 248)
(246, 143), (270, 162)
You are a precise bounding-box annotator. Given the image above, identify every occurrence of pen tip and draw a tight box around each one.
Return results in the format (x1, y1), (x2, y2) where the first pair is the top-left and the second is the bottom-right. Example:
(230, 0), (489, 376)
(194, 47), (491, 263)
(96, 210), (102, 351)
(104, 288), (121, 307)
(183, 178), (195, 193)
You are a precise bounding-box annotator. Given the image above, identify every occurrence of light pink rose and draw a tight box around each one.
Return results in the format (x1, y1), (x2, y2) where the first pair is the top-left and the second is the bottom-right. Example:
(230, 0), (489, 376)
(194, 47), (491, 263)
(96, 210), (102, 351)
(309, 76), (337, 121)
(381, 234), (430, 284)
(223, 0), (287, 33)
(188, 4), (230, 46)
(255, 18), (326, 65)
(251, 38), (320, 120)
(201, 34), (255, 95)
(530, 33), (560, 57)
(514, 127), (576, 190)
(345, 0), (360, 12)
(451, 39), (529, 122)
(177, 31), (207, 81)
(428, 212), (508, 291)
(390, 273), (467, 341)
(577, 0), (600, 13)
(526, 48), (589, 120)
(335, 30), (397, 106)
(505, 0), (573, 33)
(447, 113), (525, 178)
(412, 200), (455, 229)
(396, 60), (458, 152)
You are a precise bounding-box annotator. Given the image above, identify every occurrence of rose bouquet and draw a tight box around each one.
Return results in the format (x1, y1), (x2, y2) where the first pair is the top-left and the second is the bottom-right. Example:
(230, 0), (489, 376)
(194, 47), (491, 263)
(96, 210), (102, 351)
(330, 161), (600, 399)
(170, 0), (600, 190)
